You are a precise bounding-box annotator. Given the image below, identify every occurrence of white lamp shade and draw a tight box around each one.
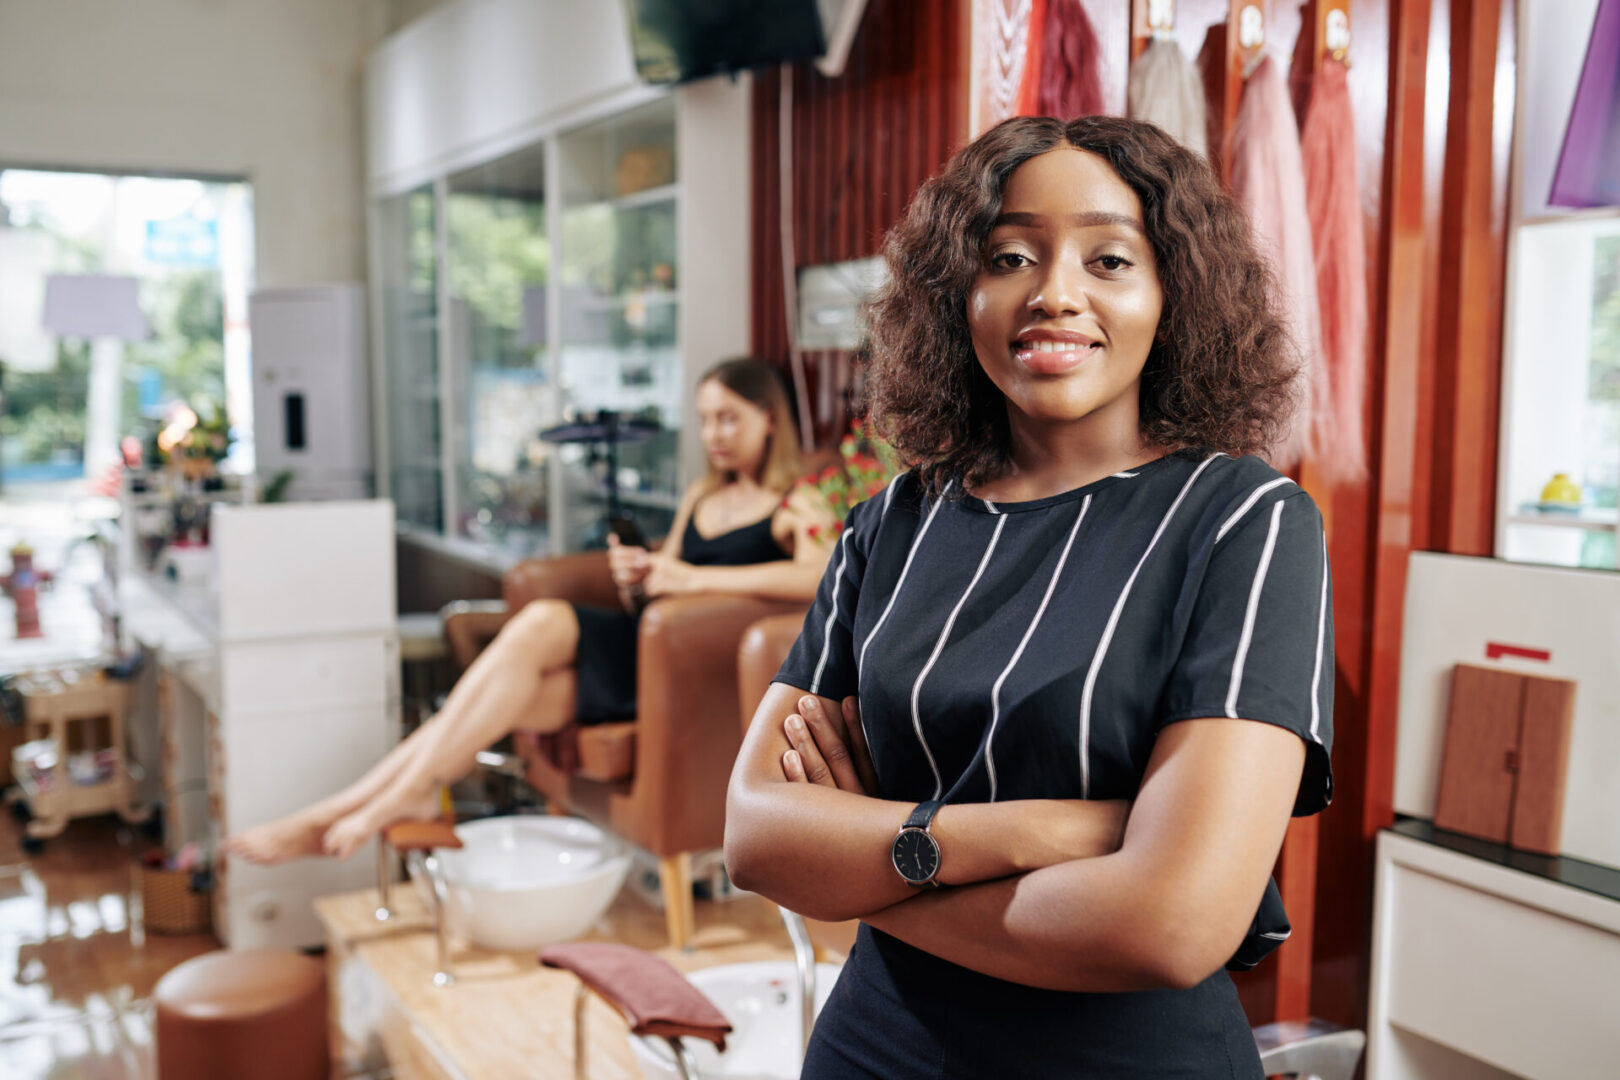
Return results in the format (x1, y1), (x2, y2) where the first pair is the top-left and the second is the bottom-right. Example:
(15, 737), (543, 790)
(41, 273), (149, 341)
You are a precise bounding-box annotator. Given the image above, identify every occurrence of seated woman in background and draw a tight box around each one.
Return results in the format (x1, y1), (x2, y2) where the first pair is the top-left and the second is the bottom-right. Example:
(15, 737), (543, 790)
(227, 357), (835, 864)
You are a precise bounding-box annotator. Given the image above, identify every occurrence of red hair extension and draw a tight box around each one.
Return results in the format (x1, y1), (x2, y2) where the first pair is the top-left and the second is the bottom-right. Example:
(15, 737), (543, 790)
(1035, 0), (1106, 119)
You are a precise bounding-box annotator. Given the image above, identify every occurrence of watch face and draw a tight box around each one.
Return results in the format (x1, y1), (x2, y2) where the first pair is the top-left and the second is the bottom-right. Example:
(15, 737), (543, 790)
(891, 828), (940, 884)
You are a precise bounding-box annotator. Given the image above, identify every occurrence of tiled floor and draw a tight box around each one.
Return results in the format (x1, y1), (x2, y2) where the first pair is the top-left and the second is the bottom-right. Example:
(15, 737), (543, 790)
(0, 813), (218, 1080)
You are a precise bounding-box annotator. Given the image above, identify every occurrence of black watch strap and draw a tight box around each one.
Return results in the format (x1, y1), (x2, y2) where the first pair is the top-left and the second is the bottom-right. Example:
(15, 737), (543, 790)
(904, 799), (944, 832)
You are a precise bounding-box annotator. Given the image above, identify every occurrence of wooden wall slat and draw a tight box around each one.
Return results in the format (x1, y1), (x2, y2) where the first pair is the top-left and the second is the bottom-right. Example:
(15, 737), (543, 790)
(750, 0), (968, 448)
(1430, 0), (1512, 555)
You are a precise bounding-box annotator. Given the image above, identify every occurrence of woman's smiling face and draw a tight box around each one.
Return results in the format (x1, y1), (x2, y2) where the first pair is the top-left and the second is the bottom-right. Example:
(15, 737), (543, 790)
(968, 147), (1164, 435)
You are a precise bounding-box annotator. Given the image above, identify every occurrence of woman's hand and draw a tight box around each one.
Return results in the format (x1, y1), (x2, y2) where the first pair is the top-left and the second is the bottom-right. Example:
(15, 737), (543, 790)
(606, 534), (650, 589)
(643, 554), (703, 598)
(782, 695), (879, 796)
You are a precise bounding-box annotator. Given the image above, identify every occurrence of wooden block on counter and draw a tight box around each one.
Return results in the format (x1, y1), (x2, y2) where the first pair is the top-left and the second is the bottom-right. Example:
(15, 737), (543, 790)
(1435, 663), (1577, 855)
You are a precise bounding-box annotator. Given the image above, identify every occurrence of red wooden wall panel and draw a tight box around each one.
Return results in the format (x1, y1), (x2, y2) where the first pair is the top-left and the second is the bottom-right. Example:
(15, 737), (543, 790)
(750, 0), (969, 448)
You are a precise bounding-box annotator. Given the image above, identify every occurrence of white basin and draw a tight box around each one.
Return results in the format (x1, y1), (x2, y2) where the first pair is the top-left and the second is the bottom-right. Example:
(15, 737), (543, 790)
(409, 815), (629, 951)
(628, 961), (843, 1080)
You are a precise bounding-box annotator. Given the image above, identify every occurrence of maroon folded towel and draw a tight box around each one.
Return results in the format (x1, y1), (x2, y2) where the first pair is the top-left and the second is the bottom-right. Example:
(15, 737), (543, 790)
(540, 942), (731, 1049)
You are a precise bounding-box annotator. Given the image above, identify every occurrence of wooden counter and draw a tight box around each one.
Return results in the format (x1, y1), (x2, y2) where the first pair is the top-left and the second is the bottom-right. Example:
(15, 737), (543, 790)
(318, 884), (846, 1079)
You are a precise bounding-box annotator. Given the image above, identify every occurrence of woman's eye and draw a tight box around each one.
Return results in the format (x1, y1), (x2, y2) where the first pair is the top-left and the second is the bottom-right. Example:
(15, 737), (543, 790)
(1095, 254), (1133, 272)
(990, 251), (1031, 270)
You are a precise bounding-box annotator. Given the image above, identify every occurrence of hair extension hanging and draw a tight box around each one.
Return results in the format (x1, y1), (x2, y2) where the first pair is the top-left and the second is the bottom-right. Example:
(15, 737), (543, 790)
(1228, 55), (1331, 471)
(1127, 36), (1207, 160)
(1299, 56), (1368, 483)
(1035, 0), (1107, 119)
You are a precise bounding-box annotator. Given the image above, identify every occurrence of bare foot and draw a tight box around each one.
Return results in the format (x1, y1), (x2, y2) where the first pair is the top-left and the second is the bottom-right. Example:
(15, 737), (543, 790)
(321, 789), (441, 861)
(223, 814), (330, 865)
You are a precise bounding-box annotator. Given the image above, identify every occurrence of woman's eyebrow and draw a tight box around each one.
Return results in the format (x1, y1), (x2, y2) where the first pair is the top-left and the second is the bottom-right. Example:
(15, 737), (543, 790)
(993, 210), (1145, 233)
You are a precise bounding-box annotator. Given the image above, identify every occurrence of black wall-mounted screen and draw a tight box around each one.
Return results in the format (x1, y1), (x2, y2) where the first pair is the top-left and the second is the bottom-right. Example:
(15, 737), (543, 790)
(623, 0), (825, 85)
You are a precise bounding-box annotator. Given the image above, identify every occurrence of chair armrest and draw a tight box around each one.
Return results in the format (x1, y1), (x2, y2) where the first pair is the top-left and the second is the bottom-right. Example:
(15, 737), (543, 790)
(503, 551), (619, 610)
(440, 601), (511, 672)
(626, 594), (807, 855)
(737, 612), (812, 729)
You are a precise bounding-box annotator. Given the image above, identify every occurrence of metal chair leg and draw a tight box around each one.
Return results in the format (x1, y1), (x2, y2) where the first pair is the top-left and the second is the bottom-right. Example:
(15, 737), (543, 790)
(422, 851), (455, 987)
(778, 906), (816, 1058)
(374, 841), (394, 922)
(573, 982), (589, 1080)
(665, 1038), (700, 1079)
(568, 981), (701, 1079)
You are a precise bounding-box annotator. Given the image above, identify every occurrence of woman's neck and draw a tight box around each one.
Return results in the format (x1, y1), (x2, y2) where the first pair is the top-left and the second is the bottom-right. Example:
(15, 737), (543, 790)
(976, 404), (1169, 503)
(713, 469), (767, 497)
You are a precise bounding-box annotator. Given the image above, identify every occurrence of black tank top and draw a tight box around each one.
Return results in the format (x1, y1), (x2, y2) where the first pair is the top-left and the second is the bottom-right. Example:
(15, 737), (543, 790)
(681, 499), (787, 566)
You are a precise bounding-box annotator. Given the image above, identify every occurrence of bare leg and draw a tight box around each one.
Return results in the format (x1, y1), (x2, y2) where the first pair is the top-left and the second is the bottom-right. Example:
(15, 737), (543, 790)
(322, 600), (582, 859)
(223, 734), (427, 864)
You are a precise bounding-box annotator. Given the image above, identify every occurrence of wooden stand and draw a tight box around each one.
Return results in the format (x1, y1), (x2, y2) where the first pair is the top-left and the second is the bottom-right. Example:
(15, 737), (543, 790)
(6, 670), (148, 843)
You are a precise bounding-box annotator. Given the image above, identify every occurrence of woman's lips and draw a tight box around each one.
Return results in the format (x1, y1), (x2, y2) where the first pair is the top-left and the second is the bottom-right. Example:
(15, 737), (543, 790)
(1012, 339), (1102, 374)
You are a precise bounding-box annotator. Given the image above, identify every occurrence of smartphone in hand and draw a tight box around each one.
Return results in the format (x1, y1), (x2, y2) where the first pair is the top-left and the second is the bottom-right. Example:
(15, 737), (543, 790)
(607, 514), (646, 548)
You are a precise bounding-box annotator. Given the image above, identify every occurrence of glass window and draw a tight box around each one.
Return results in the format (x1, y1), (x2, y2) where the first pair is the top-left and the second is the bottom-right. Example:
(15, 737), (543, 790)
(446, 144), (553, 558)
(378, 186), (442, 531)
(1500, 218), (1620, 570)
(555, 97), (681, 550)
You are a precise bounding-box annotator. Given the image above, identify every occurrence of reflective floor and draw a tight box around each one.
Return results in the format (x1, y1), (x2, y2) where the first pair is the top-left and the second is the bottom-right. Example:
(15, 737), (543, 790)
(0, 813), (217, 1080)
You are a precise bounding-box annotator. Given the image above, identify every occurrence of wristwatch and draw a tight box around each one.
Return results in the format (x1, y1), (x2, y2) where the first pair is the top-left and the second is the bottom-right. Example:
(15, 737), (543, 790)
(891, 800), (944, 888)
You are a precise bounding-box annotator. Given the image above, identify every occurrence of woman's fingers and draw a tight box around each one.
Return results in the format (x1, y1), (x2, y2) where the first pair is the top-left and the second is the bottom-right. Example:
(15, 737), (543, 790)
(783, 749), (807, 782)
(784, 711), (837, 787)
(842, 696), (880, 794)
(795, 696), (864, 793)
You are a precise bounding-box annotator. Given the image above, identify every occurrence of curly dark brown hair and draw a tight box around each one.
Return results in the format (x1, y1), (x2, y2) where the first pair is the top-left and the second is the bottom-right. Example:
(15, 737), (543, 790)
(866, 115), (1299, 496)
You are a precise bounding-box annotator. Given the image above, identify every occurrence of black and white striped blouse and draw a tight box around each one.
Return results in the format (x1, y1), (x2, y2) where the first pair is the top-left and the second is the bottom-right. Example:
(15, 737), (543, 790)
(778, 449), (1333, 819)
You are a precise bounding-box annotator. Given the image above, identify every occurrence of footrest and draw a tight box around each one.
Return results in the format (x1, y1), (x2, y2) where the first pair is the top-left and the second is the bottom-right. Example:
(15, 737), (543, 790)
(539, 942), (731, 1049)
(383, 819), (462, 852)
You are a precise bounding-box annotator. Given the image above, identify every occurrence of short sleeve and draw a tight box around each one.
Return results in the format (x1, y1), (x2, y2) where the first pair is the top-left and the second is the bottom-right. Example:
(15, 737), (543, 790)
(1162, 489), (1334, 816)
(773, 476), (895, 701)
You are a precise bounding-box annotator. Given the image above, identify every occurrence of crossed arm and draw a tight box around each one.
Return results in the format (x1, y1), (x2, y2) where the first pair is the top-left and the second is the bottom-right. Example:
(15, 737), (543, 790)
(723, 681), (1307, 992)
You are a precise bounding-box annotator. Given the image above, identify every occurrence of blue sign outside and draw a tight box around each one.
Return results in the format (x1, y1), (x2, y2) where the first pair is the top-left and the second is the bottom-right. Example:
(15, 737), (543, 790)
(144, 216), (219, 267)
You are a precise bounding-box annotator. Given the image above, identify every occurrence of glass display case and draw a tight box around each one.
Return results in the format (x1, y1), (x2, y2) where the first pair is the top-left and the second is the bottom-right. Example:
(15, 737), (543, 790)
(554, 96), (682, 550)
(446, 144), (554, 559)
(377, 187), (443, 532)
(369, 72), (749, 567)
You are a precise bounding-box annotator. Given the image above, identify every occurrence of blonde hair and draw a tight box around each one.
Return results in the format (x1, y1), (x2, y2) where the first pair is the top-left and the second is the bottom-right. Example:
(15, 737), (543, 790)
(698, 357), (802, 495)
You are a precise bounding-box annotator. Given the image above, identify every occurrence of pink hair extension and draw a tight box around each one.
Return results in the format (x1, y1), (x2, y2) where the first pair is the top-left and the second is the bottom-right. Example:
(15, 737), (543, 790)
(1229, 55), (1330, 472)
(1299, 57), (1369, 484)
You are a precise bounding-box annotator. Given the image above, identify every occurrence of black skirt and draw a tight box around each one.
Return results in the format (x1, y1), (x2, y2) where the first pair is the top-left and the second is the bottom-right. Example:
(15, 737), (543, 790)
(571, 604), (640, 724)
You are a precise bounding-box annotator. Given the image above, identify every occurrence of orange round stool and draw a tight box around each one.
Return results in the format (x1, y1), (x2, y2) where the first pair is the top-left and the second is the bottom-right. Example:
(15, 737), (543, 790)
(154, 949), (328, 1080)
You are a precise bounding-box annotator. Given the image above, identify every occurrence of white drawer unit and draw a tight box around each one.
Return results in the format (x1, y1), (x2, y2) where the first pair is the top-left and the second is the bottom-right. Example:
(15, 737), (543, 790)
(122, 499), (399, 950)
(1369, 825), (1620, 1079)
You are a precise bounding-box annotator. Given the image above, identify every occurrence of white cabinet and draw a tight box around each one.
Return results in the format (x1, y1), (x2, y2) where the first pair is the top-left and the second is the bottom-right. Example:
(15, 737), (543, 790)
(1368, 825), (1620, 1079)
(122, 500), (398, 950)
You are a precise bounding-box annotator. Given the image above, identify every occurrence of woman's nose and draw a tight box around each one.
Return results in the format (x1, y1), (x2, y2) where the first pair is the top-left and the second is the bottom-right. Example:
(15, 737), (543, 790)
(1027, 258), (1087, 317)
